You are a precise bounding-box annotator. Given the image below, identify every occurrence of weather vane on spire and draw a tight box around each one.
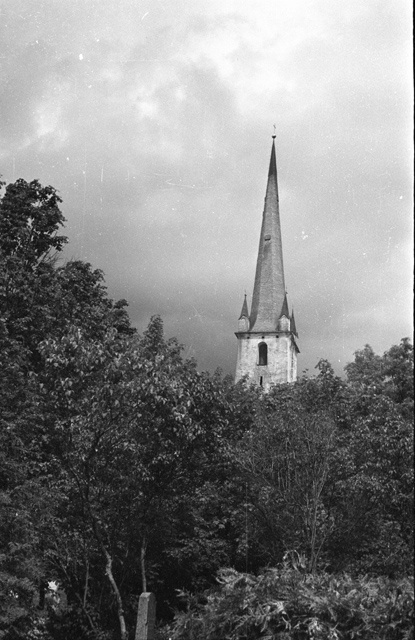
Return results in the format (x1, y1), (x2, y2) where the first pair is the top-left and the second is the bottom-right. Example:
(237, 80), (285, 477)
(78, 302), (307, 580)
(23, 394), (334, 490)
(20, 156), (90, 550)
(272, 124), (276, 139)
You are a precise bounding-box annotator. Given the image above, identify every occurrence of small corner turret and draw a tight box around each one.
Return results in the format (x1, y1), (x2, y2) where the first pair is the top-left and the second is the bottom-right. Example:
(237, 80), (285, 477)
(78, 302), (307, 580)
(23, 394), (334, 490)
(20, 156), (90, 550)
(290, 308), (298, 338)
(235, 135), (299, 390)
(238, 294), (250, 332)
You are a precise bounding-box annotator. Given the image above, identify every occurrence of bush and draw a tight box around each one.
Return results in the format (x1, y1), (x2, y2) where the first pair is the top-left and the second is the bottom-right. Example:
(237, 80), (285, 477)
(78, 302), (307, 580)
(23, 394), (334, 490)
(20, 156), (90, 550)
(166, 563), (414, 639)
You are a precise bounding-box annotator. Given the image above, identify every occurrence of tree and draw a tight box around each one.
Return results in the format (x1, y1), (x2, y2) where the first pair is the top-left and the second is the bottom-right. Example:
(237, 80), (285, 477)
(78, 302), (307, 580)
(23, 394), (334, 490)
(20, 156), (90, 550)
(0, 179), (134, 371)
(2, 176), (413, 636)
(0, 321), (49, 638)
(0, 178), (66, 266)
(230, 366), (344, 573)
(236, 406), (337, 572)
(0, 178), (136, 637)
(231, 349), (413, 577)
(35, 317), (238, 637)
(52, 260), (134, 340)
(326, 340), (414, 575)
(345, 339), (413, 415)
(0, 179), (65, 354)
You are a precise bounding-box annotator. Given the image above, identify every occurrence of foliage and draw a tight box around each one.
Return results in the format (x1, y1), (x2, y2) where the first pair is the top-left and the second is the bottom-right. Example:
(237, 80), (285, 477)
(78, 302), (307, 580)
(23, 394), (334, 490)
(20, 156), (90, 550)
(1, 177), (413, 638)
(167, 564), (414, 640)
(345, 339), (413, 416)
(35, 315), (240, 636)
(0, 319), (46, 639)
(0, 179), (135, 638)
(235, 405), (337, 571)
(0, 179), (134, 371)
(0, 178), (66, 266)
(331, 340), (414, 575)
(232, 350), (414, 577)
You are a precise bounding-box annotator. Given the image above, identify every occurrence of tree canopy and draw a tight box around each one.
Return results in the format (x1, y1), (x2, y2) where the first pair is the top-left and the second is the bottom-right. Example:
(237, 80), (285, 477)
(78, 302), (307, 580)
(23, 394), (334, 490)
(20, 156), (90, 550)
(0, 178), (413, 639)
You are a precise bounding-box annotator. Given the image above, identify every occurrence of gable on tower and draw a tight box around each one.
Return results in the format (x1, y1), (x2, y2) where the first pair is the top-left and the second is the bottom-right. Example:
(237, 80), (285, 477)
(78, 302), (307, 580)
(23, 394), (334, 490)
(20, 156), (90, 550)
(235, 136), (299, 390)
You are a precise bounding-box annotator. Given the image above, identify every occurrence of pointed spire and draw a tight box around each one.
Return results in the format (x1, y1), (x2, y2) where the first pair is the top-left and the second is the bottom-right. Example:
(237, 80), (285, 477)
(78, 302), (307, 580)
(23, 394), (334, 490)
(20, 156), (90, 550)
(237, 293), (250, 332)
(280, 292), (289, 318)
(239, 294), (249, 319)
(249, 137), (286, 331)
(291, 307), (298, 337)
(268, 134), (277, 177)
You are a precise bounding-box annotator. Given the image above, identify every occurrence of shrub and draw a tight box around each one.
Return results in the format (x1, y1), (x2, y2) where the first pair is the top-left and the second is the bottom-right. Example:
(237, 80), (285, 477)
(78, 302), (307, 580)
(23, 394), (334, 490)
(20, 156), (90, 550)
(166, 563), (414, 639)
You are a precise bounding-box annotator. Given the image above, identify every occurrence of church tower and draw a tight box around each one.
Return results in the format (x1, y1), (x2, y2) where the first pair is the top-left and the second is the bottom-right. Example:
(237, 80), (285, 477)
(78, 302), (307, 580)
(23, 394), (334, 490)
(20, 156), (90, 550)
(235, 136), (299, 390)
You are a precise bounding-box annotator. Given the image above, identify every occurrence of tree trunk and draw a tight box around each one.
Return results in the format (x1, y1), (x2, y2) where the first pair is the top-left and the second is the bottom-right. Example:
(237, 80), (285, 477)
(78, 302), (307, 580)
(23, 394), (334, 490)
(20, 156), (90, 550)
(103, 547), (128, 640)
(141, 536), (148, 593)
(88, 508), (128, 640)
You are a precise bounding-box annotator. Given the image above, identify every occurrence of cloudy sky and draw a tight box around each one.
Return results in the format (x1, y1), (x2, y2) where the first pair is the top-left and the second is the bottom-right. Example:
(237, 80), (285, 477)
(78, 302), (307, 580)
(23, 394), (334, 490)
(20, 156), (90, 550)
(1, 0), (412, 376)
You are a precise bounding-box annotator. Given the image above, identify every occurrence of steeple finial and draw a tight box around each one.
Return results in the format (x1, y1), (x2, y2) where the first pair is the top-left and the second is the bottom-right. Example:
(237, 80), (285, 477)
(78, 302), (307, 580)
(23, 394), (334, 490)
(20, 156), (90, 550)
(272, 124), (276, 139)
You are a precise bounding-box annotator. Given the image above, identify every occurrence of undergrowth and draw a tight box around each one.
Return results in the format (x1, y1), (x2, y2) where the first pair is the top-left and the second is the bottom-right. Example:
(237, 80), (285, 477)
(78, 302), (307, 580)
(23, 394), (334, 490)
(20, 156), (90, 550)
(162, 562), (413, 640)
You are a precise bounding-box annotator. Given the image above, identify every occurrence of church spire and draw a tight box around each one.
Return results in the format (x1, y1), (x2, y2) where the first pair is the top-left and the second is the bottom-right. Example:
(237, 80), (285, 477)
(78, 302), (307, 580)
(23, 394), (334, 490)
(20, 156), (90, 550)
(249, 137), (286, 331)
(235, 134), (299, 389)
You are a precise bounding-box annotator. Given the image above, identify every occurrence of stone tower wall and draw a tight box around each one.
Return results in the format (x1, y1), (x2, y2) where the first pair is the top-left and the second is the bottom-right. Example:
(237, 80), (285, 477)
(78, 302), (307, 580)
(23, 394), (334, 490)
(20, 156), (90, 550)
(235, 332), (297, 390)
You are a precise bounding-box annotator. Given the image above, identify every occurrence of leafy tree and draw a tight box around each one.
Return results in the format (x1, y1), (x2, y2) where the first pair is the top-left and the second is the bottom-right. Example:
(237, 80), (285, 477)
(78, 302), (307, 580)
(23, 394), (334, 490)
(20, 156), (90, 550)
(51, 260), (134, 340)
(0, 178), (135, 638)
(234, 381), (338, 572)
(231, 350), (413, 577)
(345, 339), (413, 415)
(0, 179), (134, 370)
(330, 401), (413, 574)
(35, 317), (239, 637)
(0, 321), (48, 638)
(0, 179), (66, 357)
(0, 178), (66, 265)
(322, 340), (414, 575)
(2, 176), (413, 638)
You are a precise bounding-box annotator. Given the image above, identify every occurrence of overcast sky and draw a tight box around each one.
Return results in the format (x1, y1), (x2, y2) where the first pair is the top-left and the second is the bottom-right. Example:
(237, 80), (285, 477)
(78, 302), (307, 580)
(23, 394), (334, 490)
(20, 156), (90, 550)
(1, 0), (413, 376)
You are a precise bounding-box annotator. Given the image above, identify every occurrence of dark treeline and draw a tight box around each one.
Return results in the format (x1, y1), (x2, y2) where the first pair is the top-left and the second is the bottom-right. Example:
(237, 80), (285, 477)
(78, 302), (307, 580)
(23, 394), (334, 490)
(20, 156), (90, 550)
(1, 179), (413, 639)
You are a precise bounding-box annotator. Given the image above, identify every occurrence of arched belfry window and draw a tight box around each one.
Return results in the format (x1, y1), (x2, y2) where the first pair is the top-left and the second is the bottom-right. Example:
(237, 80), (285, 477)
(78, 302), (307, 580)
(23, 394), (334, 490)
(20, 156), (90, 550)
(258, 342), (268, 366)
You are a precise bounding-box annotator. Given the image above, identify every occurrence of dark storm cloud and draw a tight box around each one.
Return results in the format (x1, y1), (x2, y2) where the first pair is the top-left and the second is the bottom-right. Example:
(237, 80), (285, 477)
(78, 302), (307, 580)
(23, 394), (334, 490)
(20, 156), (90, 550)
(0, 0), (412, 375)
